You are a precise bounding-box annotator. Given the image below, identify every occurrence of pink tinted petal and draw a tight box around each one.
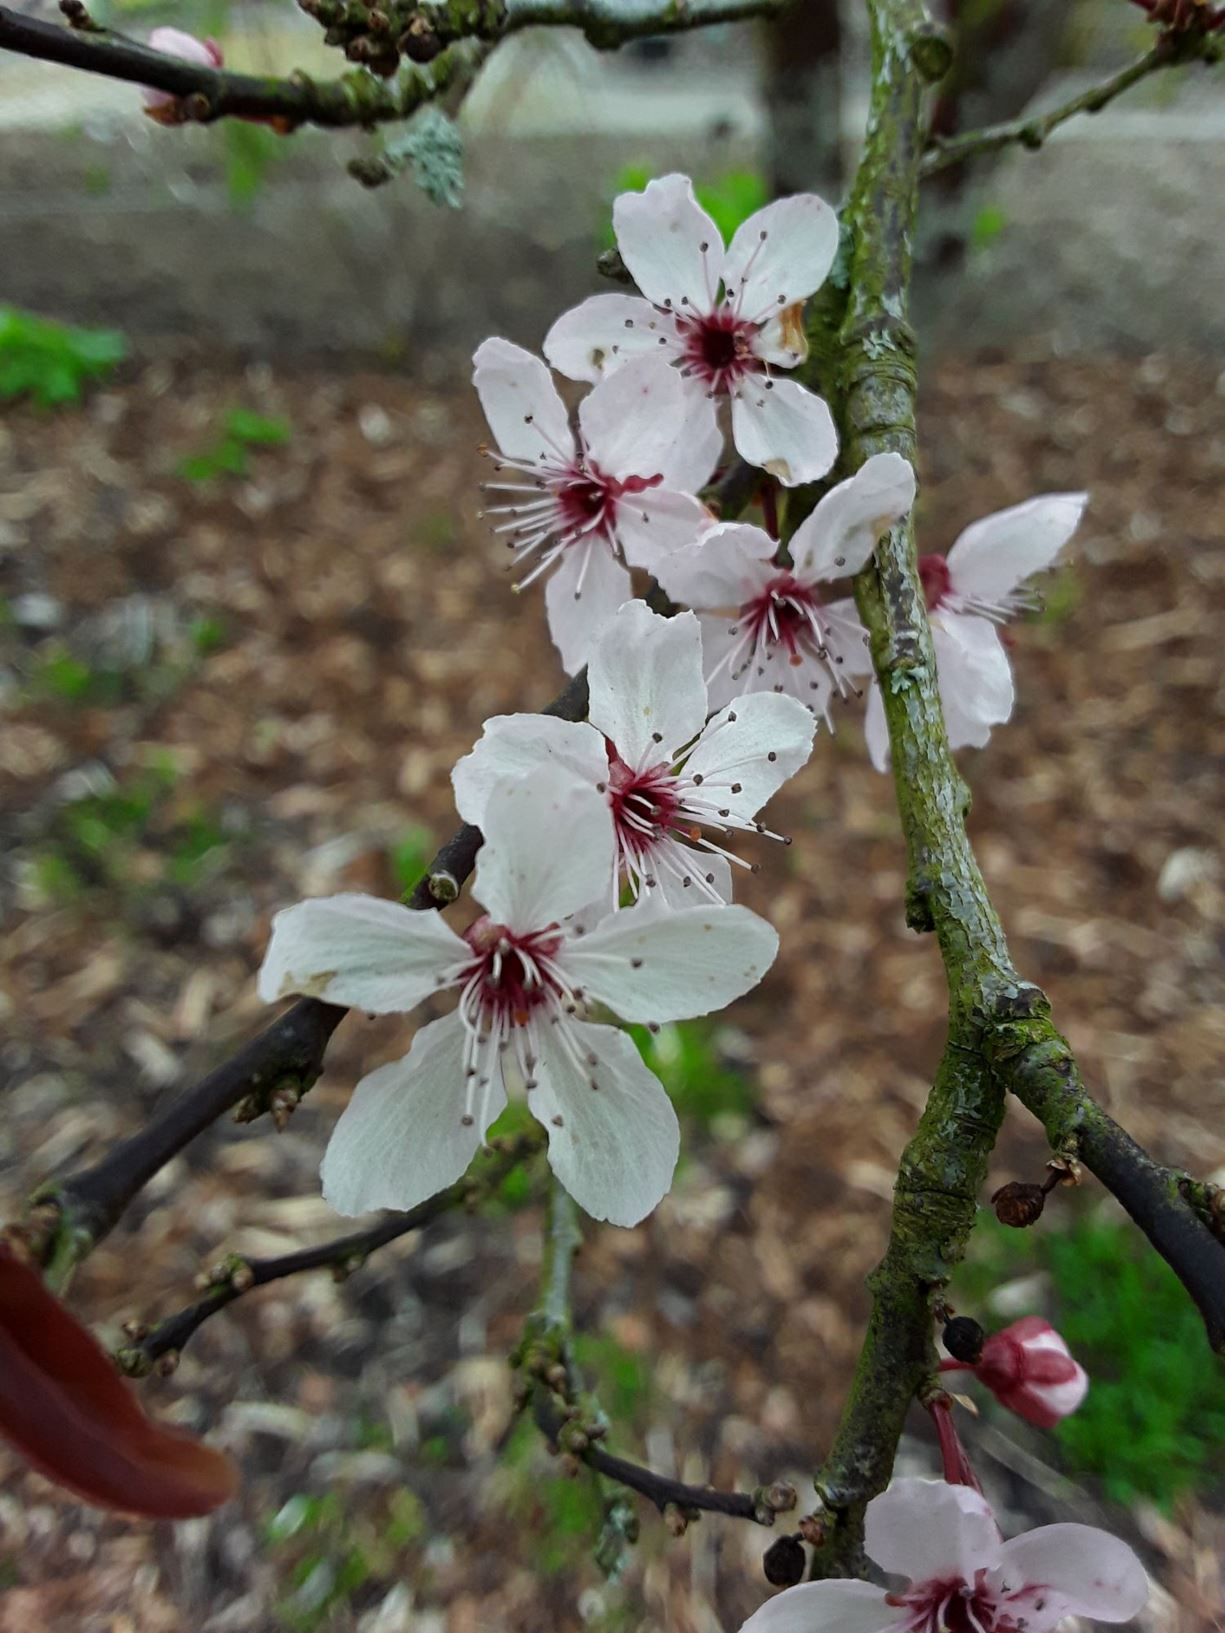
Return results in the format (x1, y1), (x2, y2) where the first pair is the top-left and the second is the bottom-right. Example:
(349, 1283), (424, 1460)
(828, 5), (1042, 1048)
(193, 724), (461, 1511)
(320, 1014), (502, 1217)
(723, 192), (840, 320)
(615, 488), (710, 572)
(865, 1478), (1001, 1584)
(143, 28), (223, 107)
(998, 1525), (1149, 1627)
(739, 1580), (899, 1633)
(652, 521), (776, 611)
(562, 900), (778, 1023)
(257, 894), (468, 1013)
(530, 1019), (679, 1226)
(864, 680), (890, 770)
(544, 541), (632, 676)
(613, 173), (723, 312)
(946, 492), (1088, 603)
(544, 294), (676, 383)
(587, 601), (709, 766)
(731, 378), (838, 488)
(657, 388), (722, 492)
(791, 453), (917, 582)
(472, 337), (573, 466)
(578, 356), (686, 478)
(472, 766), (615, 930)
(451, 714), (605, 828)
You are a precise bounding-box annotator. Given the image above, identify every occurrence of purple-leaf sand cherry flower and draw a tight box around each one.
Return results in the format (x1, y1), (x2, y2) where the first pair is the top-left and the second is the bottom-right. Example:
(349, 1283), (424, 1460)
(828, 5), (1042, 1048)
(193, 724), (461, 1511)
(739, 1478), (1148, 1633)
(653, 452), (916, 719)
(863, 492), (1088, 769)
(142, 28), (223, 114)
(258, 766), (778, 1227)
(941, 1316), (1089, 1430)
(473, 338), (717, 674)
(544, 173), (840, 488)
(451, 599), (815, 911)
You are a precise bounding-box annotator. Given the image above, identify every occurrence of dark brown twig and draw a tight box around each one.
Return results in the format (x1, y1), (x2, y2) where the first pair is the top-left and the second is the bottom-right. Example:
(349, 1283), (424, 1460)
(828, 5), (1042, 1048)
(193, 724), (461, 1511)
(117, 1133), (543, 1373)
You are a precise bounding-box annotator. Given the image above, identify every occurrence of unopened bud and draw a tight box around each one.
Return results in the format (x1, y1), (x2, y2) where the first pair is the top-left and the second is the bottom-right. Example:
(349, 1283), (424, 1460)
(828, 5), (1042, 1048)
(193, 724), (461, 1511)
(991, 1181), (1047, 1228)
(942, 1315), (986, 1364)
(229, 1261), (255, 1292)
(114, 1346), (152, 1378)
(558, 1452), (582, 1479)
(545, 1362), (568, 1392)
(121, 1318), (149, 1343)
(156, 1348), (180, 1377)
(762, 1534), (806, 1587)
(973, 1316), (1088, 1428)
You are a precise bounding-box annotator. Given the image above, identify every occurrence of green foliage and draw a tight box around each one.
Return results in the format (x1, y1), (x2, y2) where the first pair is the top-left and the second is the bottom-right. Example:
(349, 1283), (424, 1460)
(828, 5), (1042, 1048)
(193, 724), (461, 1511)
(32, 647), (120, 706)
(630, 1020), (755, 1127)
(389, 825), (434, 894)
(30, 758), (232, 905)
(1035, 566), (1081, 628)
(0, 306), (125, 409)
(501, 1416), (607, 1576)
(960, 1213), (1225, 1508)
(178, 406), (292, 482)
(602, 166), (768, 250)
(188, 613), (229, 655)
(969, 202), (1007, 254)
(265, 1487), (426, 1631)
(224, 121), (285, 212)
(573, 1331), (652, 1426)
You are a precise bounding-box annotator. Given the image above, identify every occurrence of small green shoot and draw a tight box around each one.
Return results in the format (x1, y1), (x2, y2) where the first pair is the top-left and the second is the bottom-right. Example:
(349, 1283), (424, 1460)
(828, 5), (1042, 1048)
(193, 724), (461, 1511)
(178, 407), (292, 483)
(0, 306), (125, 409)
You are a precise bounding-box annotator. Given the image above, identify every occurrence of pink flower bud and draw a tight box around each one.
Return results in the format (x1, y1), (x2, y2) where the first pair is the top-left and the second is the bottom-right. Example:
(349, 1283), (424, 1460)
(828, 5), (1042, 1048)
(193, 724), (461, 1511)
(142, 28), (224, 110)
(973, 1315), (1088, 1428)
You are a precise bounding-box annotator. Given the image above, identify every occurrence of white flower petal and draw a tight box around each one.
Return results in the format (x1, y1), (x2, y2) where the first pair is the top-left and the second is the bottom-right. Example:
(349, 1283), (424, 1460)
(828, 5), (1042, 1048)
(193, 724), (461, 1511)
(319, 1013), (503, 1216)
(544, 293), (677, 383)
(652, 521), (777, 610)
(739, 1581), (898, 1633)
(578, 355), (686, 479)
(562, 900), (778, 1023)
(865, 1478), (1001, 1585)
(683, 692), (815, 820)
(947, 492), (1088, 603)
(754, 305), (810, 369)
(544, 541), (633, 676)
(451, 714), (606, 828)
(531, 1019), (679, 1226)
(473, 765), (615, 931)
(824, 596), (875, 677)
(258, 894), (467, 1012)
(864, 680), (891, 771)
(658, 388), (723, 492)
(613, 173), (723, 312)
(933, 615), (1014, 738)
(791, 453), (917, 582)
(472, 337), (573, 466)
(997, 1525), (1148, 1627)
(616, 488), (711, 572)
(723, 192), (840, 320)
(587, 601), (709, 766)
(643, 848), (734, 910)
(697, 616), (750, 713)
(731, 378), (838, 488)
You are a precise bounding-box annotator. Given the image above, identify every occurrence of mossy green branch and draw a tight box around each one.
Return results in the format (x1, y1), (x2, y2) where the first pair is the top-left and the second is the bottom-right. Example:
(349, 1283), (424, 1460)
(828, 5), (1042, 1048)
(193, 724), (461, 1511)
(801, 0), (1225, 1580)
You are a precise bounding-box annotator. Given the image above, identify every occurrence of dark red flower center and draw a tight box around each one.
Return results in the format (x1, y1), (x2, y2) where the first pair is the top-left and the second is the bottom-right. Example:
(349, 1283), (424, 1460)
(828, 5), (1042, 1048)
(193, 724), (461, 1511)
(462, 916), (564, 1028)
(919, 552), (953, 610)
(889, 1573), (1018, 1633)
(741, 572), (824, 663)
(554, 467), (664, 543)
(676, 308), (759, 393)
(604, 749), (691, 861)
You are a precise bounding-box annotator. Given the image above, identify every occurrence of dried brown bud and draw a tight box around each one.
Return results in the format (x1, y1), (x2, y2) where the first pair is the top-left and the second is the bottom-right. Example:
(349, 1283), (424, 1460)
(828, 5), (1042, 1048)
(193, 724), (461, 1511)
(762, 1534), (806, 1587)
(797, 1512), (827, 1547)
(121, 1319), (149, 1343)
(545, 1362), (569, 1392)
(156, 1349), (180, 1377)
(558, 1452), (582, 1479)
(762, 1481), (798, 1514)
(991, 1181), (1047, 1228)
(663, 1503), (690, 1538)
(942, 1315), (986, 1364)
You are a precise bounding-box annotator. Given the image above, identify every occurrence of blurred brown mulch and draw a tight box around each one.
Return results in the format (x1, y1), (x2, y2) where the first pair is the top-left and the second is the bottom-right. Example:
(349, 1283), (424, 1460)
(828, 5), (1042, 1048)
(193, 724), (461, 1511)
(0, 347), (1222, 1632)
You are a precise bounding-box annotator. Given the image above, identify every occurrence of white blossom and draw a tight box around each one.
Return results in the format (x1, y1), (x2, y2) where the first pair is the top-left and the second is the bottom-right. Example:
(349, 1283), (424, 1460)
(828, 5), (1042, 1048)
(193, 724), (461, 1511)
(473, 338), (716, 674)
(452, 599), (815, 911)
(653, 453), (916, 720)
(864, 493), (1088, 768)
(544, 174), (841, 487)
(739, 1478), (1147, 1633)
(258, 766), (778, 1226)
